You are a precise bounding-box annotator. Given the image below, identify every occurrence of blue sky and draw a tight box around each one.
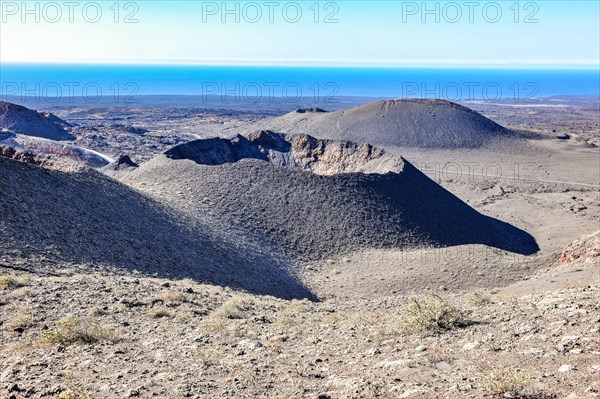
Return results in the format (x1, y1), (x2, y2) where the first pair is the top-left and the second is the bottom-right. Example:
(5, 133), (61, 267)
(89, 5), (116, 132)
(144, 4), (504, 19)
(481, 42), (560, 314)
(1, 1), (599, 66)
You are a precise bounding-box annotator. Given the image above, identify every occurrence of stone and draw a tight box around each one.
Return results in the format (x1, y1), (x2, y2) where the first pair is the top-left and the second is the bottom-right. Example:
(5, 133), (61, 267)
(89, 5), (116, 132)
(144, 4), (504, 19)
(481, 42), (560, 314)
(366, 348), (381, 356)
(462, 342), (479, 351)
(559, 364), (575, 373)
(8, 384), (22, 393)
(378, 360), (408, 370)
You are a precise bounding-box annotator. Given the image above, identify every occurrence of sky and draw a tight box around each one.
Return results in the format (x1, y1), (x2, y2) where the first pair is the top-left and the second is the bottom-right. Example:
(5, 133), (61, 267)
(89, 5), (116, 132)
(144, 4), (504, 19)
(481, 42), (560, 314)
(0, 0), (599, 66)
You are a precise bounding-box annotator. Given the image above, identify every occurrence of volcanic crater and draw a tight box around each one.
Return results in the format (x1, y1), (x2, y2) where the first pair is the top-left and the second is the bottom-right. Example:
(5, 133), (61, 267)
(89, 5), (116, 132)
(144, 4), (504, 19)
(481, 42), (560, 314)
(127, 131), (539, 261)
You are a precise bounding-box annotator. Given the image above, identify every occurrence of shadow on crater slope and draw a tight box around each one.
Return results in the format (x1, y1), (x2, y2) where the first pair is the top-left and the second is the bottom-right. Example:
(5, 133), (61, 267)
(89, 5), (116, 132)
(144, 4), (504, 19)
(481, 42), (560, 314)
(0, 156), (315, 300)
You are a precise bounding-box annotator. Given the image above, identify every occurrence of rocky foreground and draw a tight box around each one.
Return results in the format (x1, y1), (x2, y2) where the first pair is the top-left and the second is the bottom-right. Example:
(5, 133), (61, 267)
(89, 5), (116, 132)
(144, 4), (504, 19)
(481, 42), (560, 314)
(1, 263), (598, 399)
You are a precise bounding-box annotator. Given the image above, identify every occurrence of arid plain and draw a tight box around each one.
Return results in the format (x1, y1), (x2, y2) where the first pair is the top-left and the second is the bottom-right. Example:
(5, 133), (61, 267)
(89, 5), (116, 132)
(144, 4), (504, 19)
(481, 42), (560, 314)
(0, 95), (598, 399)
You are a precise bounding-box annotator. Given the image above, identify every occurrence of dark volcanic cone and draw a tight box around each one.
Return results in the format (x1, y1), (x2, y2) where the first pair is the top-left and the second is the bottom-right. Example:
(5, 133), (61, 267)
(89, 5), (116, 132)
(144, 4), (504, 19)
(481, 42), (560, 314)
(128, 131), (538, 261)
(255, 99), (519, 148)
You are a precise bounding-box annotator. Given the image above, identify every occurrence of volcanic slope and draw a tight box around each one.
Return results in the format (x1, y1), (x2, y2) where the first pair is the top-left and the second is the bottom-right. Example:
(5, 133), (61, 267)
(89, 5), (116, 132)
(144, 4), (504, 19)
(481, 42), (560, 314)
(0, 155), (313, 299)
(0, 101), (74, 140)
(0, 102), (113, 168)
(250, 99), (521, 149)
(125, 131), (538, 262)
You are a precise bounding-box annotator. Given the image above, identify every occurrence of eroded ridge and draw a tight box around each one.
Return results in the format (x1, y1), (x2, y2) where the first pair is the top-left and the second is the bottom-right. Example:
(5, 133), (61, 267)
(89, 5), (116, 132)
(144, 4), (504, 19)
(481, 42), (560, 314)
(165, 130), (404, 176)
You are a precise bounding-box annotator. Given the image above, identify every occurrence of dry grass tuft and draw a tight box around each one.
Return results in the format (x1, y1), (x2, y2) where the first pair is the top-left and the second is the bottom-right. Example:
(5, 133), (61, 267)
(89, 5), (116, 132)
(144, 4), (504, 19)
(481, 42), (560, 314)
(203, 318), (226, 334)
(194, 348), (217, 369)
(213, 296), (253, 320)
(41, 316), (112, 346)
(485, 369), (529, 397)
(0, 274), (30, 290)
(469, 291), (494, 307)
(402, 294), (470, 334)
(148, 307), (174, 318)
(57, 390), (93, 399)
(8, 308), (34, 331)
(158, 290), (188, 304)
(89, 306), (109, 316)
(5, 288), (33, 300)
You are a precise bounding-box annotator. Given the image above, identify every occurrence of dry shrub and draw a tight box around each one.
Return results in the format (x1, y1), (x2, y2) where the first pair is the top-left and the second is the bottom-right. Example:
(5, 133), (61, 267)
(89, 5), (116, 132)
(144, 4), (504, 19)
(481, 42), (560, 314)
(8, 308), (34, 331)
(42, 316), (112, 346)
(402, 294), (470, 333)
(148, 307), (174, 318)
(485, 369), (529, 397)
(0, 275), (30, 290)
(214, 296), (253, 320)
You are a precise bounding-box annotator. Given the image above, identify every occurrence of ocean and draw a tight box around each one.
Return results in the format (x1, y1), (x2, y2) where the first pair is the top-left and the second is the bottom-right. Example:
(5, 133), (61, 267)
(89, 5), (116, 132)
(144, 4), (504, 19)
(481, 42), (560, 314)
(1, 63), (598, 105)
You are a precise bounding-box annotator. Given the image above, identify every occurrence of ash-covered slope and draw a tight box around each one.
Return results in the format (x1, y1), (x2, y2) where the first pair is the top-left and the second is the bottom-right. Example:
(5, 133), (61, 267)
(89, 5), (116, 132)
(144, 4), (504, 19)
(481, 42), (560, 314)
(127, 131), (538, 261)
(254, 99), (517, 148)
(0, 101), (74, 140)
(0, 136), (112, 169)
(0, 155), (313, 299)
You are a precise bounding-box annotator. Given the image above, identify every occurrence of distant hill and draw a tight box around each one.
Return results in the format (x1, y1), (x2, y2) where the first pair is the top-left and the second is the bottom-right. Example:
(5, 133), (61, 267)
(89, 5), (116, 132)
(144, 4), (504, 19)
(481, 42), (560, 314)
(0, 101), (74, 140)
(251, 99), (519, 148)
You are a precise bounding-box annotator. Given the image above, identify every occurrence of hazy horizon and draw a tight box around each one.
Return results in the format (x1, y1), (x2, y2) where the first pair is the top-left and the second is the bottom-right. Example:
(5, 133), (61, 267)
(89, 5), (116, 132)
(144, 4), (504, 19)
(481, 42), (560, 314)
(1, 1), (599, 66)
(2, 61), (599, 68)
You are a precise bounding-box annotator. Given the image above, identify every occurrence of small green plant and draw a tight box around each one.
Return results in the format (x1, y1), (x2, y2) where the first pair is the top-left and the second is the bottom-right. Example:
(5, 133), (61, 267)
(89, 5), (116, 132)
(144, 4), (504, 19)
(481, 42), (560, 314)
(148, 307), (174, 318)
(41, 316), (111, 346)
(0, 275), (30, 290)
(402, 294), (469, 333)
(485, 369), (529, 397)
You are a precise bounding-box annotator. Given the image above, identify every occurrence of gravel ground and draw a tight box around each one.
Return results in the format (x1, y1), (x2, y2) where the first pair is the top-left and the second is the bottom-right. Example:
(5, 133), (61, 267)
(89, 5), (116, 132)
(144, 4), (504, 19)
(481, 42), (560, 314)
(1, 259), (598, 399)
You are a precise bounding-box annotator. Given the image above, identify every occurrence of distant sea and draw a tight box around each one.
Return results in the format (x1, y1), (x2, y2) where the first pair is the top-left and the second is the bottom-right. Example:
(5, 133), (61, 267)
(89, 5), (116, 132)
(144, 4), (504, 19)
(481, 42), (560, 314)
(1, 63), (598, 104)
